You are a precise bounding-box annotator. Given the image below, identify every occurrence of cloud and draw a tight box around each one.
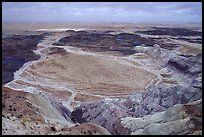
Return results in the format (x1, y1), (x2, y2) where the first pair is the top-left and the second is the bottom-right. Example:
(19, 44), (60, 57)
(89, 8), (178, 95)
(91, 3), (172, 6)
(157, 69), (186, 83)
(2, 2), (202, 23)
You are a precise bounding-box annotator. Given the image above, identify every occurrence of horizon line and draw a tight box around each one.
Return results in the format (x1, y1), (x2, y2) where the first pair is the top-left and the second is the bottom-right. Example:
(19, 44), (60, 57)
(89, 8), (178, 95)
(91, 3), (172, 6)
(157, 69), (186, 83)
(2, 20), (202, 26)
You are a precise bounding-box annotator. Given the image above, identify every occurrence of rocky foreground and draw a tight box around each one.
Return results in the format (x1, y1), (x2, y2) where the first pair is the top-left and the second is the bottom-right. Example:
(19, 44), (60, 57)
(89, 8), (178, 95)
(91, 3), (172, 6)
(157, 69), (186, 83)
(2, 87), (110, 135)
(2, 26), (202, 135)
(72, 84), (202, 135)
(2, 83), (202, 135)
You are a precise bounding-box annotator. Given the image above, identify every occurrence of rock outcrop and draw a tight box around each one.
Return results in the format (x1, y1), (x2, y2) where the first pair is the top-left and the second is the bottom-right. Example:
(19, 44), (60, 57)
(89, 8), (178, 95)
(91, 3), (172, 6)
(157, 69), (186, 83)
(71, 84), (202, 135)
(2, 87), (111, 135)
(124, 84), (202, 117)
(122, 99), (202, 135)
(53, 30), (159, 56)
(2, 87), (74, 135)
(2, 34), (45, 85)
(71, 98), (133, 135)
(167, 53), (202, 76)
(136, 27), (202, 37)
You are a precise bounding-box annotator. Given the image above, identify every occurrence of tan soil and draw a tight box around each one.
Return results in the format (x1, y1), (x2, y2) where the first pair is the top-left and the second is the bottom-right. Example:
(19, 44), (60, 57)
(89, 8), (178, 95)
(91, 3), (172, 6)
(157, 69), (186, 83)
(25, 52), (156, 97)
(74, 93), (102, 102)
(15, 80), (72, 102)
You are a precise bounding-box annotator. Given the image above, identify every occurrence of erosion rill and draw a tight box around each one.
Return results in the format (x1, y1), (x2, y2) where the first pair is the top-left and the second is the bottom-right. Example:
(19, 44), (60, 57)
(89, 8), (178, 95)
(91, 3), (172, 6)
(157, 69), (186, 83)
(2, 25), (202, 135)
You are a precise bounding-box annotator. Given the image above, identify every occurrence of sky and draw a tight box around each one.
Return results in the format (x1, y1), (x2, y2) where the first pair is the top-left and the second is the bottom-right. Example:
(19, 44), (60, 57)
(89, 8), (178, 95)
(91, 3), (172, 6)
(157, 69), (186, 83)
(2, 2), (202, 24)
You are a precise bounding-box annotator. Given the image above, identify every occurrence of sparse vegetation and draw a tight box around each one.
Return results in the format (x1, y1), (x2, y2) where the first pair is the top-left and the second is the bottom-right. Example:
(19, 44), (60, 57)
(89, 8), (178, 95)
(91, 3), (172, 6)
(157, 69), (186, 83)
(25, 132), (31, 135)
(20, 116), (27, 126)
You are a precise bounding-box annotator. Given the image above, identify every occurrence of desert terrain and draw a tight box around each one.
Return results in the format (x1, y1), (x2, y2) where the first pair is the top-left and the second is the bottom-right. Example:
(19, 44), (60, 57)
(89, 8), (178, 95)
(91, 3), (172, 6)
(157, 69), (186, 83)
(2, 22), (202, 135)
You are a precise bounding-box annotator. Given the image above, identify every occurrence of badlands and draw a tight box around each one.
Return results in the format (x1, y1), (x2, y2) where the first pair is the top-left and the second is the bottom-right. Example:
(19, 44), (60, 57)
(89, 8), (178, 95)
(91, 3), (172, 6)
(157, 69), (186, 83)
(2, 22), (202, 135)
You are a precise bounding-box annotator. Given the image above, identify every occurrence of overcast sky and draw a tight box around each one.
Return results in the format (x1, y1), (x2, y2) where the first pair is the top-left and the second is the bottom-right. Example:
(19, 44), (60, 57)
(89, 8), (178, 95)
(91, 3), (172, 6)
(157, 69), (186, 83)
(2, 2), (202, 24)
